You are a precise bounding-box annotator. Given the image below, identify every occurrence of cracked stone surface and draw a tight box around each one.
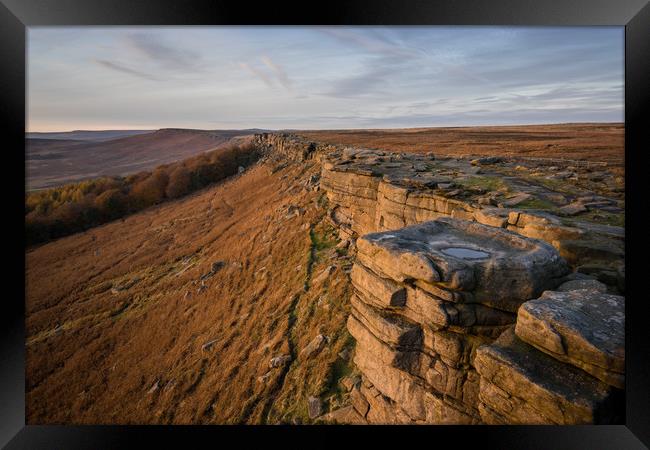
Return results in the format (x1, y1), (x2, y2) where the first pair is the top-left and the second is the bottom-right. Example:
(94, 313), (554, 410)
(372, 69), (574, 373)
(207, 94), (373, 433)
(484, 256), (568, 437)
(515, 289), (624, 388)
(356, 217), (569, 312)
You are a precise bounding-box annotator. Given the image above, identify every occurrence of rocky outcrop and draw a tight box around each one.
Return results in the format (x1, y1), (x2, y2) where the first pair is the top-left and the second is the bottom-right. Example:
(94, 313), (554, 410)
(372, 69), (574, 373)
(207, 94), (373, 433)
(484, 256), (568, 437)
(254, 132), (625, 425)
(514, 289), (624, 388)
(316, 142), (623, 278)
(346, 219), (577, 424)
(474, 328), (622, 424)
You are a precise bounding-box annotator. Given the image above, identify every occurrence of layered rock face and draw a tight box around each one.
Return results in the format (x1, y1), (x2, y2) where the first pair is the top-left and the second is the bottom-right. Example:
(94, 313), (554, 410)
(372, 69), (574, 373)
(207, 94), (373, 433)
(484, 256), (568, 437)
(254, 133), (625, 425)
(347, 219), (573, 423)
(475, 285), (624, 424)
(319, 148), (582, 246)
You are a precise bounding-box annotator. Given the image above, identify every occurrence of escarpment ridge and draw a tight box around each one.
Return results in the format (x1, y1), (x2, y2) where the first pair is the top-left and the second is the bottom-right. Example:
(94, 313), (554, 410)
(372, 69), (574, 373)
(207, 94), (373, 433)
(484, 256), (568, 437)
(255, 132), (625, 424)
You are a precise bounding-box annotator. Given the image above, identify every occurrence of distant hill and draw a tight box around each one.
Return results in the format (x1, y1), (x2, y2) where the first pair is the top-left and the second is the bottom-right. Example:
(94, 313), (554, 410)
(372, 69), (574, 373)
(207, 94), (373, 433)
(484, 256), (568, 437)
(26, 128), (270, 190)
(27, 129), (153, 142)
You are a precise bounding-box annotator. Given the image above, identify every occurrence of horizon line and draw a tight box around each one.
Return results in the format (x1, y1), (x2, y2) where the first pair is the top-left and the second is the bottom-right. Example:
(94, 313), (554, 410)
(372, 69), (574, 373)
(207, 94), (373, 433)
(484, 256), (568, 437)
(26, 120), (625, 134)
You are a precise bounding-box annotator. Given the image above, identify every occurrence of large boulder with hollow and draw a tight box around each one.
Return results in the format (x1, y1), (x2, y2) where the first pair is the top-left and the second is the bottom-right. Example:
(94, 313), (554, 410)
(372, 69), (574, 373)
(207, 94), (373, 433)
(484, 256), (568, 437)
(356, 217), (570, 312)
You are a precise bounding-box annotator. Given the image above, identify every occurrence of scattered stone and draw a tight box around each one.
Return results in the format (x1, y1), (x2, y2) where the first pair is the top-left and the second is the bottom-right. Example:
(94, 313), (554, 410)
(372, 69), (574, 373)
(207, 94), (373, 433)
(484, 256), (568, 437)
(502, 193), (532, 207)
(477, 196), (495, 206)
(257, 372), (273, 383)
(587, 172), (605, 182)
(301, 334), (328, 359)
(200, 261), (226, 281)
(308, 396), (322, 419)
(559, 202), (587, 216)
(445, 189), (461, 197)
(471, 157), (502, 165)
(336, 240), (350, 250)
(338, 347), (352, 361)
(437, 182), (453, 190)
(312, 265), (336, 285)
(545, 193), (567, 205)
(269, 354), (292, 368)
(286, 205), (305, 218)
(211, 261), (225, 272)
(201, 339), (218, 352)
(147, 381), (159, 394)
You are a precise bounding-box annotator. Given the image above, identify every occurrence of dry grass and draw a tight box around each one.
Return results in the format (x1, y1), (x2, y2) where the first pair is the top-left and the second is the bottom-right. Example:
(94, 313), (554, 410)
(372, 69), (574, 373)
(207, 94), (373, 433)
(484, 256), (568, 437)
(26, 158), (353, 424)
(300, 123), (624, 165)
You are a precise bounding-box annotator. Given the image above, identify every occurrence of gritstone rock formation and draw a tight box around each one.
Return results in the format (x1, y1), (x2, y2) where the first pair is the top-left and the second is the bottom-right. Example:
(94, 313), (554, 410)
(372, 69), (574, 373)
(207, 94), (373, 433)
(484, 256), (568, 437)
(254, 133), (625, 425)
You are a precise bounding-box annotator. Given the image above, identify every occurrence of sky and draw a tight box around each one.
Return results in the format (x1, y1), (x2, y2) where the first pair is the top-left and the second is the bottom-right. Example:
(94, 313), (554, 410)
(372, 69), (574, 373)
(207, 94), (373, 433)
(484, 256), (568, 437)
(27, 26), (624, 132)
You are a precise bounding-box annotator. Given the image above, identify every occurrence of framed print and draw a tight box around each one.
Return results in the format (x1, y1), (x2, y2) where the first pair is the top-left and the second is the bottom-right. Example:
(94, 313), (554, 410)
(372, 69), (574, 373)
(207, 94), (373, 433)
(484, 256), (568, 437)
(2, 0), (649, 448)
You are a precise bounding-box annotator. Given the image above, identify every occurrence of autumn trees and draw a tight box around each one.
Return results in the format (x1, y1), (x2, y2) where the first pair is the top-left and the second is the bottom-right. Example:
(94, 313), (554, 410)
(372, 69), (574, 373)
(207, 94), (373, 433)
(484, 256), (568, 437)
(26, 141), (260, 246)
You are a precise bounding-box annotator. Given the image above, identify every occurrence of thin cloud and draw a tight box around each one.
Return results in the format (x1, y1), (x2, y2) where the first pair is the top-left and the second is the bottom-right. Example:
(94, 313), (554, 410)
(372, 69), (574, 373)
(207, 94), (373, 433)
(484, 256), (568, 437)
(94, 59), (160, 81)
(239, 62), (274, 87)
(261, 56), (292, 91)
(124, 33), (199, 70)
(317, 27), (420, 60)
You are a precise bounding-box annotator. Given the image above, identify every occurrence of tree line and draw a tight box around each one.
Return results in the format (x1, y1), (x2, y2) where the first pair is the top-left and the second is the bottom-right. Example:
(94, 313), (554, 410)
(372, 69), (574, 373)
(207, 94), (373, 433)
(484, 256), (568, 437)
(26, 141), (261, 246)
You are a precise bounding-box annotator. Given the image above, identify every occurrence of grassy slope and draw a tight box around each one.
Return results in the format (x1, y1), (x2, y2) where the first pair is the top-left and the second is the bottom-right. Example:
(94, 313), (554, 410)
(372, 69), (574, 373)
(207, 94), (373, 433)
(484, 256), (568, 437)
(26, 157), (354, 424)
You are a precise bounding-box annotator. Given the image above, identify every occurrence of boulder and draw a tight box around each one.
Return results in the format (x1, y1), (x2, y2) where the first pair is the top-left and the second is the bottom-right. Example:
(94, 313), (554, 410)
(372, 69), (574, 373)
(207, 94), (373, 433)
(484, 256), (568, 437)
(301, 334), (328, 359)
(475, 328), (621, 424)
(515, 289), (624, 388)
(471, 157), (502, 165)
(502, 193), (532, 207)
(268, 354), (292, 368)
(557, 279), (607, 293)
(560, 202), (588, 216)
(307, 396), (322, 419)
(312, 265), (336, 285)
(356, 218), (569, 312)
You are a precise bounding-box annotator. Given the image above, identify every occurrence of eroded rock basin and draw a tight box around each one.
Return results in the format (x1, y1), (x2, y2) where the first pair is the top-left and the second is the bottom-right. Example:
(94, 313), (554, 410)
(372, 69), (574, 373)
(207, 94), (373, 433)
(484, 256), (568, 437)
(440, 247), (489, 260)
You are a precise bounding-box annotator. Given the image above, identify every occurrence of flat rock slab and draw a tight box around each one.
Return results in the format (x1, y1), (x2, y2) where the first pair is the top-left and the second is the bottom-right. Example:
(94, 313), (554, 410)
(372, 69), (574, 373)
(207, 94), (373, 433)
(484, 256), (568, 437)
(475, 328), (620, 424)
(356, 217), (569, 312)
(557, 279), (607, 293)
(515, 289), (624, 388)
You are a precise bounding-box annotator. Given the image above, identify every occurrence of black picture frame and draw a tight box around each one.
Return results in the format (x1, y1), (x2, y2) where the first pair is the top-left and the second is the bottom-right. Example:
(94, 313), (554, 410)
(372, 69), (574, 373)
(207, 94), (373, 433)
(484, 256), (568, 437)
(2, 1), (648, 448)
